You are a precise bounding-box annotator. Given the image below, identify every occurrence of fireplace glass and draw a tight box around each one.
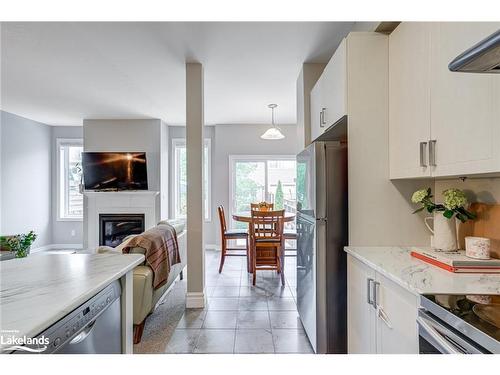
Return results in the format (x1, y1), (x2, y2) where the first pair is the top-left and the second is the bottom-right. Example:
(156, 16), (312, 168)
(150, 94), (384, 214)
(99, 214), (145, 247)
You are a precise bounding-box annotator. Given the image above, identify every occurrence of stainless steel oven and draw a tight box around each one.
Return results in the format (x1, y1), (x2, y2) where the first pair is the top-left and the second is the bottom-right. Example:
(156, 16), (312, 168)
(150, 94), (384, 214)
(418, 295), (500, 354)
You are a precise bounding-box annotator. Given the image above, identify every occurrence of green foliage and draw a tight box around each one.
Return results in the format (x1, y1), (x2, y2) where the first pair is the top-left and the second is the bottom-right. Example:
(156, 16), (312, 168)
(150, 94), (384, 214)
(6, 231), (37, 258)
(274, 180), (284, 210)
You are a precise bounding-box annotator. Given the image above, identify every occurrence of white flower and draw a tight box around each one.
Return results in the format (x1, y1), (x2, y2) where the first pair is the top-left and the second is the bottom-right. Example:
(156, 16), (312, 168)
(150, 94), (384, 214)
(411, 189), (428, 204)
(443, 189), (467, 210)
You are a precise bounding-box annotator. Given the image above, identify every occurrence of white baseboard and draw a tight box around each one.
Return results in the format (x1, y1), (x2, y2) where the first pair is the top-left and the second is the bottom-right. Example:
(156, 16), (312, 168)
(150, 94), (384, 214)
(186, 291), (206, 308)
(31, 243), (83, 253)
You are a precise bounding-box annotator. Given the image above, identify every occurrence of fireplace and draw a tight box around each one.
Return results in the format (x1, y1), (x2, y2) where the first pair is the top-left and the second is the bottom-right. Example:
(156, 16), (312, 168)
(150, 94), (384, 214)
(99, 213), (145, 247)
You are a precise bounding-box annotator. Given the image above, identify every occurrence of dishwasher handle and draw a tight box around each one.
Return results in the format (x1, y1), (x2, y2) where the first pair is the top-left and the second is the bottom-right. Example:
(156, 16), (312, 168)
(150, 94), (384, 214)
(69, 320), (97, 345)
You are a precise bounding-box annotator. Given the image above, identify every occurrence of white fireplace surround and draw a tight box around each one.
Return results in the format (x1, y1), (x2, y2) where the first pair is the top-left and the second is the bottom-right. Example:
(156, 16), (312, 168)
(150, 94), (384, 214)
(84, 191), (160, 250)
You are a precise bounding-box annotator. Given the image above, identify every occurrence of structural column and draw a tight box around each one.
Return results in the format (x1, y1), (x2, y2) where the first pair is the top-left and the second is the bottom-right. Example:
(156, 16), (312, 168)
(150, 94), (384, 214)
(185, 62), (205, 308)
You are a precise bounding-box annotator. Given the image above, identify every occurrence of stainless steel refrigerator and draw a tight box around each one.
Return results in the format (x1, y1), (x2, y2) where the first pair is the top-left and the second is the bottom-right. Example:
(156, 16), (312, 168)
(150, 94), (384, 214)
(296, 140), (348, 354)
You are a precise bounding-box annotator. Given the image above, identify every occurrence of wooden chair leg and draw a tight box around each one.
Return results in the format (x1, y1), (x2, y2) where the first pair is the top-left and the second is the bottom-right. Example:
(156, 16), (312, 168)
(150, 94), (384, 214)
(246, 236), (251, 273)
(252, 244), (257, 286)
(133, 320), (146, 344)
(218, 239), (226, 273)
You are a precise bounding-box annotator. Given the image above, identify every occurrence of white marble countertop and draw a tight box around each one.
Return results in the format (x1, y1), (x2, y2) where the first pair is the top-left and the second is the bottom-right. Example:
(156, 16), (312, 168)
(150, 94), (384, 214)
(345, 246), (500, 296)
(0, 253), (144, 346)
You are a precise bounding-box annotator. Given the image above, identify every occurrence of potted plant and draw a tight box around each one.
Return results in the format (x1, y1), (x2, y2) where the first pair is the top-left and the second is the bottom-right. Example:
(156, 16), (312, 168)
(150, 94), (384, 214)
(411, 188), (475, 251)
(5, 231), (38, 258)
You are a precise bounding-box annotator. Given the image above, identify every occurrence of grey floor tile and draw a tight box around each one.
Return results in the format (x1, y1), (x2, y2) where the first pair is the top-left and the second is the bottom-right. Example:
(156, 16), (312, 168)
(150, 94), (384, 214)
(239, 286), (268, 297)
(267, 286), (293, 298)
(237, 310), (271, 329)
(194, 329), (236, 354)
(272, 329), (313, 353)
(165, 329), (201, 354)
(234, 329), (275, 354)
(203, 311), (238, 329)
(269, 311), (302, 329)
(212, 286), (240, 297)
(267, 297), (297, 311)
(216, 277), (241, 287)
(176, 309), (207, 329)
(238, 296), (268, 311)
(208, 297), (240, 311)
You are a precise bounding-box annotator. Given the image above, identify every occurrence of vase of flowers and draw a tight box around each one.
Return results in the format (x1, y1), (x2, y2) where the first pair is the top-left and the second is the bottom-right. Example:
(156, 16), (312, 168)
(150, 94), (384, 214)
(5, 231), (37, 258)
(411, 188), (475, 251)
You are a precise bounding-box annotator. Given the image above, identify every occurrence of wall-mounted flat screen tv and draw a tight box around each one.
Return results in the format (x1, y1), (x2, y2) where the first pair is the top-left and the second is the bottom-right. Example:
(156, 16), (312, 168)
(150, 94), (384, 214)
(82, 152), (148, 191)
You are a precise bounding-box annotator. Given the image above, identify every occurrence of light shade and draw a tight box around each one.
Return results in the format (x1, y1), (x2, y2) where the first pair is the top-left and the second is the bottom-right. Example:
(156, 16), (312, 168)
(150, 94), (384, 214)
(260, 126), (285, 140)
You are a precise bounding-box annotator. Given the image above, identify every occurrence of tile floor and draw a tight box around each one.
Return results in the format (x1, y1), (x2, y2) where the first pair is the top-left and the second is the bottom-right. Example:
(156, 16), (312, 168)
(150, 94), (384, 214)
(164, 250), (313, 354)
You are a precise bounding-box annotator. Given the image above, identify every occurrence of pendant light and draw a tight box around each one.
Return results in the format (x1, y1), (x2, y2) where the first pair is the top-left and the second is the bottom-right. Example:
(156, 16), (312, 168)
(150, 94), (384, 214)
(260, 104), (285, 140)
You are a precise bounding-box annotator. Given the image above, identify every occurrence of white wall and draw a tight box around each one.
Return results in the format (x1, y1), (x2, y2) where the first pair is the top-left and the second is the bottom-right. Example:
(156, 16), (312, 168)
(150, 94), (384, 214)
(0, 111), (52, 248)
(51, 126), (84, 245)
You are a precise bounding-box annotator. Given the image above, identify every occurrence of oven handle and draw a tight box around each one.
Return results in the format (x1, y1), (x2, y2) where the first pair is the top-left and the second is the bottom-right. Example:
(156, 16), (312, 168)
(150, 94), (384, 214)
(417, 316), (465, 354)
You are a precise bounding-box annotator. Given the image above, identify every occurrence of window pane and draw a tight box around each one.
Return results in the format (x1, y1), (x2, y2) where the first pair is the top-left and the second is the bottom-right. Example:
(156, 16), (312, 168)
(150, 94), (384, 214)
(67, 146), (83, 217)
(176, 146), (187, 218)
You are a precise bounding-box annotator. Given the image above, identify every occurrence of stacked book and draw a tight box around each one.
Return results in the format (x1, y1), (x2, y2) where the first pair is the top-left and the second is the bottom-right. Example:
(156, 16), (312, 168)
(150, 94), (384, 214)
(411, 248), (500, 273)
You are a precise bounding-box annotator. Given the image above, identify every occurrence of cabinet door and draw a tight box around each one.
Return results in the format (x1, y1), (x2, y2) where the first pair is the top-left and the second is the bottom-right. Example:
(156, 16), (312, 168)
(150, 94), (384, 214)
(310, 77), (324, 142)
(430, 22), (500, 177)
(322, 38), (347, 127)
(375, 273), (419, 354)
(347, 255), (377, 354)
(389, 22), (432, 179)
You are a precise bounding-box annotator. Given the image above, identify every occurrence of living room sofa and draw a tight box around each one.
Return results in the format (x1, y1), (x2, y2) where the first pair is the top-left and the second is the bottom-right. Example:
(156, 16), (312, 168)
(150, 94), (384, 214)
(96, 219), (186, 344)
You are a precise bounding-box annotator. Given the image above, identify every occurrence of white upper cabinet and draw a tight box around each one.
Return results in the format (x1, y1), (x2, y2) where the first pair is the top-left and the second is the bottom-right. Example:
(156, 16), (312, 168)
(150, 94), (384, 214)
(310, 39), (347, 141)
(430, 23), (500, 177)
(389, 22), (432, 179)
(389, 22), (500, 179)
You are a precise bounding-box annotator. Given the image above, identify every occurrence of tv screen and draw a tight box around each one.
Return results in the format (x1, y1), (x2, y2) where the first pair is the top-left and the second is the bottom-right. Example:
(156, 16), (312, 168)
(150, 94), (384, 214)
(82, 152), (148, 191)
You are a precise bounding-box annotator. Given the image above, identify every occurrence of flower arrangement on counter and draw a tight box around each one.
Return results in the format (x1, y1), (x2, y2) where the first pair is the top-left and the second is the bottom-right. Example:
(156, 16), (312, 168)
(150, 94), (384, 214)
(4, 231), (37, 258)
(411, 187), (476, 223)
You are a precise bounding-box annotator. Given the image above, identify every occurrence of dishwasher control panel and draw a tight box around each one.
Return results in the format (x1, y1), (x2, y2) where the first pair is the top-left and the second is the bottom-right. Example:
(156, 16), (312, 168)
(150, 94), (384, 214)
(13, 280), (121, 354)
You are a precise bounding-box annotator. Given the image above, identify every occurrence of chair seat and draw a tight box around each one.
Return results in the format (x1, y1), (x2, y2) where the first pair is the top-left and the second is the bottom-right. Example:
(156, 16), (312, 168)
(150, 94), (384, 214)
(224, 229), (248, 238)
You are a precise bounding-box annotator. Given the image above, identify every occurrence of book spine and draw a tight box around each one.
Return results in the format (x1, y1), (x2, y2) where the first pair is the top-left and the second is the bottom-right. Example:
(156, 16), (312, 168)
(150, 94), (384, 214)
(410, 252), (456, 272)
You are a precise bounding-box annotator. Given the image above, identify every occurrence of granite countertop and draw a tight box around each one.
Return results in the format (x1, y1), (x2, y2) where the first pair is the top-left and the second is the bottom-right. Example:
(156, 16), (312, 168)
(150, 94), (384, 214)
(344, 246), (500, 296)
(0, 253), (144, 346)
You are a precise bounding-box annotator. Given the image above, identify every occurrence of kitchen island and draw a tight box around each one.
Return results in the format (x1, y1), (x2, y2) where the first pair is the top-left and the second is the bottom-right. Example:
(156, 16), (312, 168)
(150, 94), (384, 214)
(0, 253), (144, 354)
(344, 246), (500, 354)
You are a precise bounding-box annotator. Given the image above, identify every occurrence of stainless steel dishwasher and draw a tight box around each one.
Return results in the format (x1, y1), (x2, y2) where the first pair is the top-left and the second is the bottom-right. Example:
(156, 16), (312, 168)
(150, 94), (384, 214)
(13, 280), (122, 354)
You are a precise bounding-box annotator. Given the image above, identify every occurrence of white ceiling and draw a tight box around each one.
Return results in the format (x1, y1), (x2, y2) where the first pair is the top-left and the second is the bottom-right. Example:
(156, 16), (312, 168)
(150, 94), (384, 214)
(1, 22), (354, 126)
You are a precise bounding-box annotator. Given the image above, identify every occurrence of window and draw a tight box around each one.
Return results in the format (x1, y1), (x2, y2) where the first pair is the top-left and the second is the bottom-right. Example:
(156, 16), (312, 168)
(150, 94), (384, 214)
(229, 155), (297, 247)
(57, 139), (83, 220)
(172, 138), (211, 221)
(230, 155), (296, 225)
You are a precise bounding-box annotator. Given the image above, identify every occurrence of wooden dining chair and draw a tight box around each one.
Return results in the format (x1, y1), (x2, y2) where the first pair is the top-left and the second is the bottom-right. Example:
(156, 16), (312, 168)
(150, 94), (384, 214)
(250, 202), (274, 211)
(217, 205), (250, 273)
(249, 209), (285, 286)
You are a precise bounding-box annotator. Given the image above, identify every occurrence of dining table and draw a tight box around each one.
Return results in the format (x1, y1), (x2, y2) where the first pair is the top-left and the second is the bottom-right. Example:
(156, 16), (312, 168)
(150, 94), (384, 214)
(232, 211), (296, 223)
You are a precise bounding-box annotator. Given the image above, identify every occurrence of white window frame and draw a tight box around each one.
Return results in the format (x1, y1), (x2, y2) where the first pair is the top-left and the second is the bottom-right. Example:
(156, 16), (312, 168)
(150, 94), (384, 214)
(228, 154), (296, 227)
(56, 138), (84, 221)
(171, 138), (211, 222)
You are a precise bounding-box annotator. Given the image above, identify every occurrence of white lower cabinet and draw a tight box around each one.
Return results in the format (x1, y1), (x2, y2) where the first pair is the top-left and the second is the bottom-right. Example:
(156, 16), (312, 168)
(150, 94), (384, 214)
(347, 254), (419, 354)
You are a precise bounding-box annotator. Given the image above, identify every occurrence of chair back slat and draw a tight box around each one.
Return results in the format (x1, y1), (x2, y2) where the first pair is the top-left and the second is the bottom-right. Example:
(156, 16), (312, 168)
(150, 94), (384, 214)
(250, 209), (285, 241)
(217, 205), (227, 233)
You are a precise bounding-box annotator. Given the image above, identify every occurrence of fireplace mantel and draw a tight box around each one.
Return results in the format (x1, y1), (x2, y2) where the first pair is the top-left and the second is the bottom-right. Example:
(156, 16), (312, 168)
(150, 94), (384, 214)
(83, 190), (160, 250)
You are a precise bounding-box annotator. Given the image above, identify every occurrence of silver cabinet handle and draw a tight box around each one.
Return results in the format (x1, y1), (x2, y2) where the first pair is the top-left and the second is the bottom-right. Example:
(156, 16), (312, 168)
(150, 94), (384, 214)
(429, 140), (437, 166)
(320, 108), (327, 127)
(366, 278), (375, 306)
(373, 281), (380, 308)
(319, 110), (324, 127)
(419, 141), (428, 167)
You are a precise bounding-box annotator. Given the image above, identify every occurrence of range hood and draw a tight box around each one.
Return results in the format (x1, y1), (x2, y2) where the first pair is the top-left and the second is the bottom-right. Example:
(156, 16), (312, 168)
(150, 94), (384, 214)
(449, 29), (500, 73)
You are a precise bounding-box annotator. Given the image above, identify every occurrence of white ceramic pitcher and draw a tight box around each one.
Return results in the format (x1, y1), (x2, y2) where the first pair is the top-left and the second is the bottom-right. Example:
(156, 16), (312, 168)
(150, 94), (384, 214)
(424, 212), (458, 251)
